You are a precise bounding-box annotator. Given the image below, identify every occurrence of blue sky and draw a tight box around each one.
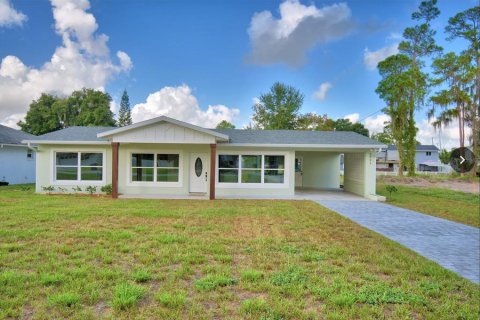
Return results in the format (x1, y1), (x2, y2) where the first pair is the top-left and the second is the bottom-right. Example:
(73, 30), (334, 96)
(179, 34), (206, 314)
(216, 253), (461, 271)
(0, 0), (475, 148)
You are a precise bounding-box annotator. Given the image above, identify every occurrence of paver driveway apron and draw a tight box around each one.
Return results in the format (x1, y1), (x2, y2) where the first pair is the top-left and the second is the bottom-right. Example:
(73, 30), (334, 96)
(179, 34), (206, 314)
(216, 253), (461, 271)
(316, 199), (480, 284)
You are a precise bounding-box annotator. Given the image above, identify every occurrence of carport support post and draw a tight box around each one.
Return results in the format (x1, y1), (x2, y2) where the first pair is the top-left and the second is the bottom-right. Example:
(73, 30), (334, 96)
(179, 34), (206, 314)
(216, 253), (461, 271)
(210, 144), (216, 200)
(112, 142), (119, 199)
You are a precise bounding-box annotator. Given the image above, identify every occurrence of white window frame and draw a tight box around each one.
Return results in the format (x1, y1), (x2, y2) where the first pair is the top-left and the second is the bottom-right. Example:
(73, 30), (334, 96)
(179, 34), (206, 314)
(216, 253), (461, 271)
(216, 151), (289, 189)
(27, 149), (33, 161)
(127, 149), (183, 187)
(52, 150), (106, 185)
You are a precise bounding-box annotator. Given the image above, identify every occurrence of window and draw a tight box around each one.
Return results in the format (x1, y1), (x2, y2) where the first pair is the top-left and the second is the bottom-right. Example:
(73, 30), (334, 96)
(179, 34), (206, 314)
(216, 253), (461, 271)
(218, 154), (285, 184)
(131, 153), (180, 183)
(426, 151), (432, 156)
(55, 152), (103, 181)
(264, 155), (285, 183)
(27, 149), (33, 160)
(218, 155), (239, 183)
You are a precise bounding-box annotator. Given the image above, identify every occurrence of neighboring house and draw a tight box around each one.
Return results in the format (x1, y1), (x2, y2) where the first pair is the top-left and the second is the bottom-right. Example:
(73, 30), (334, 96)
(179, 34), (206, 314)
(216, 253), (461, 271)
(0, 124), (36, 184)
(24, 116), (384, 200)
(376, 144), (449, 172)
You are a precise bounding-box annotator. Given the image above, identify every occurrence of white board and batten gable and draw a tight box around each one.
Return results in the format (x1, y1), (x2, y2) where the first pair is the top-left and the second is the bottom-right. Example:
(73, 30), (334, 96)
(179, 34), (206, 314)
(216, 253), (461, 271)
(97, 116), (229, 144)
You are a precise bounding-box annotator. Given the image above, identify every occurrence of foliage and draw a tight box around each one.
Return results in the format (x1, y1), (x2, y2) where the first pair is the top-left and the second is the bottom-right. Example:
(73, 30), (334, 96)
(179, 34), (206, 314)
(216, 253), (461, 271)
(439, 149), (452, 165)
(41, 185), (55, 193)
(333, 118), (369, 137)
(72, 186), (82, 192)
(252, 82), (304, 129)
(215, 120), (236, 129)
(118, 89), (132, 127)
(18, 88), (115, 135)
(100, 184), (112, 195)
(112, 283), (146, 311)
(85, 186), (97, 195)
(385, 185), (398, 200)
(57, 187), (68, 193)
(296, 113), (335, 130)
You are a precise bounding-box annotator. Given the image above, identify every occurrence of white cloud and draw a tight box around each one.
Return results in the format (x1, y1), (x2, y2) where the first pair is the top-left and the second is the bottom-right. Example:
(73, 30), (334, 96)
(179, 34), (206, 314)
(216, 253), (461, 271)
(247, 0), (354, 67)
(363, 113), (390, 134)
(313, 82), (332, 101)
(0, 0), (132, 127)
(0, 0), (26, 27)
(363, 43), (399, 70)
(131, 85), (240, 128)
(344, 112), (359, 123)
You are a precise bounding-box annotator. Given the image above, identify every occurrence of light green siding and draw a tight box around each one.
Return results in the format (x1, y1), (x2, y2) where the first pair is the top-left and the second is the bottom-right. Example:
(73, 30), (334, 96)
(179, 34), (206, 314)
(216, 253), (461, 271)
(344, 151), (376, 197)
(295, 151), (340, 189)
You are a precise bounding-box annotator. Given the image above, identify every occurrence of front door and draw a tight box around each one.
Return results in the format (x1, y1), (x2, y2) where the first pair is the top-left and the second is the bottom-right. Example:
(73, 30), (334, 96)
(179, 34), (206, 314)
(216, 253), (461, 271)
(189, 153), (208, 193)
(295, 156), (303, 187)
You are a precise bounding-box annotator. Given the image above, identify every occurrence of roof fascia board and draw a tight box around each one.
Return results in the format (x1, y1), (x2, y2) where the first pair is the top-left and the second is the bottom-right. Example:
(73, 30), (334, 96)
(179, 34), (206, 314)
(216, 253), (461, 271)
(97, 116), (229, 141)
(22, 140), (110, 145)
(217, 143), (386, 149)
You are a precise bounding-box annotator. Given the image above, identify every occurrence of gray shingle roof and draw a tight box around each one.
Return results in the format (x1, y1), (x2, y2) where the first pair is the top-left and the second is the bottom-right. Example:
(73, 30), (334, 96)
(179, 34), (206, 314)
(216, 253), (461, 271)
(26, 126), (115, 142)
(213, 129), (383, 146)
(25, 125), (383, 147)
(387, 144), (439, 151)
(0, 124), (35, 145)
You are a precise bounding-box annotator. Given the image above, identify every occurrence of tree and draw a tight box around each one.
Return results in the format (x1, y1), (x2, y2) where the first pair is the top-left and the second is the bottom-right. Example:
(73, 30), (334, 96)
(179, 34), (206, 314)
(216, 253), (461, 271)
(19, 88), (116, 135)
(444, 6), (480, 172)
(252, 82), (304, 130)
(371, 123), (394, 145)
(439, 149), (452, 165)
(333, 118), (369, 137)
(296, 113), (335, 131)
(118, 90), (132, 127)
(216, 120), (236, 129)
(18, 94), (63, 135)
(397, 0), (442, 176)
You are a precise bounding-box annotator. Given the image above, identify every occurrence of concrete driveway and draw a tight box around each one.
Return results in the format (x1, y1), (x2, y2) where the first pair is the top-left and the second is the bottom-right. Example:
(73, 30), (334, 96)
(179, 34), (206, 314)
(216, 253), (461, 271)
(316, 199), (480, 284)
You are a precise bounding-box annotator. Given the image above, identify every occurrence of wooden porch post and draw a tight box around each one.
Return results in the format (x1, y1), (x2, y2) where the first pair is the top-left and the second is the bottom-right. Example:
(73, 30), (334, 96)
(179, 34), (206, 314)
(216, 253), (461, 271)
(112, 142), (119, 199)
(210, 144), (216, 200)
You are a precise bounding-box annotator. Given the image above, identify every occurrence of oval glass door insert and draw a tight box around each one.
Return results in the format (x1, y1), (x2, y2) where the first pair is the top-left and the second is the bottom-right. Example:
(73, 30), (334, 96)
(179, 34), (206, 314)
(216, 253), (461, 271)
(195, 157), (202, 177)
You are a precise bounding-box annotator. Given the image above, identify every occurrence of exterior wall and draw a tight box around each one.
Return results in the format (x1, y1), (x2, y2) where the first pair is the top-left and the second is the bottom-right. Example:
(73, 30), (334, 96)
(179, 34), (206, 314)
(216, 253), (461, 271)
(0, 145), (35, 184)
(112, 122), (216, 144)
(118, 143), (211, 196)
(386, 149), (440, 166)
(35, 144), (112, 193)
(215, 147), (295, 197)
(344, 151), (376, 197)
(295, 151), (340, 189)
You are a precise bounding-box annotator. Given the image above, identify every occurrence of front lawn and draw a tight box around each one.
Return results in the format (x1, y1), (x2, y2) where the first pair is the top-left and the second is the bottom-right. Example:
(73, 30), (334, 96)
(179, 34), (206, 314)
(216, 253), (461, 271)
(377, 184), (480, 227)
(0, 185), (478, 319)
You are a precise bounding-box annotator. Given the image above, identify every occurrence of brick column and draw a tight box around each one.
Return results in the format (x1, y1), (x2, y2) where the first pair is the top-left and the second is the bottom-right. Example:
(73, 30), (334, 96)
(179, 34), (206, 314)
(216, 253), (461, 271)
(210, 144), (216, 200)
(112, 142), (119, 199)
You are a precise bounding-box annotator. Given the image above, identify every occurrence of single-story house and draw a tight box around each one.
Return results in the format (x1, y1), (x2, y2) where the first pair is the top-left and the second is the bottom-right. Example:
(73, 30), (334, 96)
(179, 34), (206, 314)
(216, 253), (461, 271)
(23, 116), (385, 200)
(0, 124), (36, 185)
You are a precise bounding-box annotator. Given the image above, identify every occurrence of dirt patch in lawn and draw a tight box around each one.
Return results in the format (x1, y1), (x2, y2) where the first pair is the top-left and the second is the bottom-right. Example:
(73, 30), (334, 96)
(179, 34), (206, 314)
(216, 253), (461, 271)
(379, 176), (479, 193)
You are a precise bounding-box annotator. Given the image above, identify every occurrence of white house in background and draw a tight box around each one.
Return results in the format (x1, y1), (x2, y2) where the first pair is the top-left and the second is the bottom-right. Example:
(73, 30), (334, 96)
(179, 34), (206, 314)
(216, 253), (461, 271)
(0, 124), (36, 185)
(377, 144), (450, 172)
(24, 116), (385, 200)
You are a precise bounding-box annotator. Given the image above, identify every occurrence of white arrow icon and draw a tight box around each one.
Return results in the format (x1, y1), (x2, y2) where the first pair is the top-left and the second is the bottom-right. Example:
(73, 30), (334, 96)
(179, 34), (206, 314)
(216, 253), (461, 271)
(460, 156), (466, 164)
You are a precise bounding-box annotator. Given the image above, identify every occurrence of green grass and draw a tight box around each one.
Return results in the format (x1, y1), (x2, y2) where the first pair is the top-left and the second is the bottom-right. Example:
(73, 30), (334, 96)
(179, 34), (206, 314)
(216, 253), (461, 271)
(377, 184), (480, 227)
(0, 184), (478, 319)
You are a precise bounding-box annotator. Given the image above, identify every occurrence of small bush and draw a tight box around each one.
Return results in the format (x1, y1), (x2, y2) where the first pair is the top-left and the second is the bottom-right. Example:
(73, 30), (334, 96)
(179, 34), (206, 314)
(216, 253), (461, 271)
(48, 292), (81, 308)
(101, 184), (112, 195)
(112, 283), (146, 311)
(385, 185), (398, 201)
(156, 292), (187, 309)
(85, 185), (97, 195)
(41, 185), (55, 194)
(72, 186), (82, 192)
(195, 274), (236, 291)
(57, 187), (68, 193)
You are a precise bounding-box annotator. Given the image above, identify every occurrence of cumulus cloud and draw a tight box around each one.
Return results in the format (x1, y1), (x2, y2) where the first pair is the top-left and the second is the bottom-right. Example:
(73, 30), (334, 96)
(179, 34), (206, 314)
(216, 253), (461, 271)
(247, 0), (354, 67)
(363, 43), (398, 70)
(0, 0), (132, 127)
(363, 113), (390, 134)
(0, 0), (26, 27)
(344, 112), (359, 123)
(313, 82), (332, 101)
(131, 85), (240, 128)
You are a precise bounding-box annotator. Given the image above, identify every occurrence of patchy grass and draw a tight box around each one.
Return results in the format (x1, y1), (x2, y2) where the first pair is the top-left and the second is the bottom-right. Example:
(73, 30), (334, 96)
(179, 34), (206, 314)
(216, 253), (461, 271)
(0, 184), (478, 319)
(377, 184), (480, 227)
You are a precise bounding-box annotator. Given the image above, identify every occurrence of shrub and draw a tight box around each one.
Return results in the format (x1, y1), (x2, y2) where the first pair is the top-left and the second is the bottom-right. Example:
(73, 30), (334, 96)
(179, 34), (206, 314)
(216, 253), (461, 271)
(41, 185), (55, 194)
(85, 185), (97, 195)
(112, 283), (146, 311)
(57, 187), (68, 193)
(72, 186), (82, 192)
(101, 184), (112, 195)
(385, 185), (398, 201)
